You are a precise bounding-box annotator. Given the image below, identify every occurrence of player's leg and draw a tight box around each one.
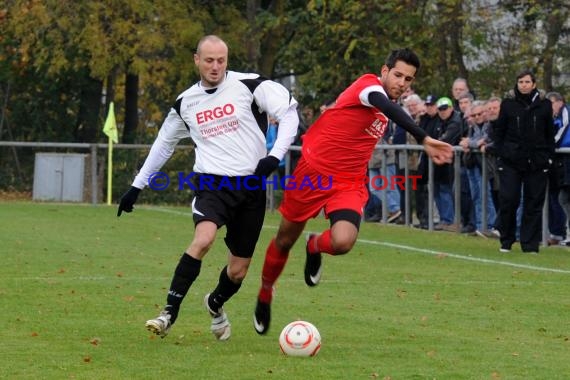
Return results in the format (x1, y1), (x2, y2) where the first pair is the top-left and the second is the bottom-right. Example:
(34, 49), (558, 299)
(254, 217), (307, 335)
(254, 157), (325, 334)
(204, 255), (251, 341)
(304, 210), (360, 286)
(204, 186), (265, 340)
(145, 220), (217, 338)
(146, 183), (227, 338)
(304, 180), (366, 287)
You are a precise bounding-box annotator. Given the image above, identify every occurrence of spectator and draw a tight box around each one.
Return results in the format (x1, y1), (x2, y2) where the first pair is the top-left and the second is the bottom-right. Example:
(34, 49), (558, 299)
(546, 91), (570, 245)
(319, 99), (336, 114)
(485, 96), (502, 214)
(400, 86), (416, 103)
(432, 96), (463, 231)
(459, 101), (498, 237)
(452, 78), (475, 110)
(266, 117), (287, 178)
(491, 70), (555, 253)
(457, 91), (474, 111)
(398, 94), (426, 226)
(365, 147), (383, 222)
(415, 94), (440, 228)
(456, 92), (476, 233)
(375, 121), (402, 223)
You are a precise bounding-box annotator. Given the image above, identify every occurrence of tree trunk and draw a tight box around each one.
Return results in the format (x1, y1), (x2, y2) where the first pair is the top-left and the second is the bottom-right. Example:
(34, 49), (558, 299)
(245, 0), (261, 72)
(122, 72), (139, 144)
(258, 0), (285, 77)
(448, 0), (468, 80)
(542, 12), (564, 92)
(74, 72), (103, 143)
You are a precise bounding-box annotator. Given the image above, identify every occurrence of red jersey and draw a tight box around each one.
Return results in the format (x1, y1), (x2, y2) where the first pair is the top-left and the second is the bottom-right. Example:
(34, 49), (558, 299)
(302, 74), (390, 176)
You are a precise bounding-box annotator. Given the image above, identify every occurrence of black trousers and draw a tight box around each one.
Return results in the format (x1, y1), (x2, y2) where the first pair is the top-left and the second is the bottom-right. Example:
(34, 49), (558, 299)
(498, 162), (548, 251)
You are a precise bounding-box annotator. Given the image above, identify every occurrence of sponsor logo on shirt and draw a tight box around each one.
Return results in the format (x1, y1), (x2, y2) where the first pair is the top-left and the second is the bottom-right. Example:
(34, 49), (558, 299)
(195, 104), (239, 139)
(196, 104), (235, 124)
(364, 117), (388, 138)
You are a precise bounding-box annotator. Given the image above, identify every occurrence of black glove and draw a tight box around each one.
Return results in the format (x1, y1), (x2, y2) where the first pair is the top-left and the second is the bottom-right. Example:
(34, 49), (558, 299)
(254, 156), (280, 177)
(117, 186), (141, 217)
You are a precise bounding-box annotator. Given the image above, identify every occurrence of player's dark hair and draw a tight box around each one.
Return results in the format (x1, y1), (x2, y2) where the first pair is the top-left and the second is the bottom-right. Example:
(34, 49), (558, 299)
(385, 48), (420, 71)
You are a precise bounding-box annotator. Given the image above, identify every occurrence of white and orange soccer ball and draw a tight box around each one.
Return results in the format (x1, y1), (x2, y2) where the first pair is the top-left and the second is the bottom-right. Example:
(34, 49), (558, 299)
(278, 320), (321, 357)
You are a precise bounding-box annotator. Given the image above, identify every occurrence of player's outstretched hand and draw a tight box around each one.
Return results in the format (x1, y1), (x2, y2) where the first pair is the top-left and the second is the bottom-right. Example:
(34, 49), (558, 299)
(422, 136), (454, 165)
(117, 186), (141, 217)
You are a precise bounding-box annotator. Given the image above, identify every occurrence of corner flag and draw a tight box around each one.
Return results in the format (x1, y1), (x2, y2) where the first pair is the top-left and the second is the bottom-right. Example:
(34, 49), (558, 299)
(103, 102), (118, 205)
(103, 102), (118, 143)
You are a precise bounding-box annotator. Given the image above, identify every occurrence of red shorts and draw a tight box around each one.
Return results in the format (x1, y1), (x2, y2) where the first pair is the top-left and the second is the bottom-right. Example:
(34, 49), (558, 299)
(278, 157), (369, 222)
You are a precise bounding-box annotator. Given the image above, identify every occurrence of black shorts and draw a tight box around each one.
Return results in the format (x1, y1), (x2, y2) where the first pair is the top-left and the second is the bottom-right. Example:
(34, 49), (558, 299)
(191, 174), (266, 258)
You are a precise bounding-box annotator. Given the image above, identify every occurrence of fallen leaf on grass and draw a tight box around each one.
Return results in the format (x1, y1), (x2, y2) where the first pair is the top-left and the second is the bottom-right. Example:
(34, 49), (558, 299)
(90, 337), (101, 346)
(396, 289), (407, 298)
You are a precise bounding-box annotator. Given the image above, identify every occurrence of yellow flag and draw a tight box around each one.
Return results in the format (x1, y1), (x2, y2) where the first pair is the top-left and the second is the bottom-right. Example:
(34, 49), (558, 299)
(103, 102), (118, 143)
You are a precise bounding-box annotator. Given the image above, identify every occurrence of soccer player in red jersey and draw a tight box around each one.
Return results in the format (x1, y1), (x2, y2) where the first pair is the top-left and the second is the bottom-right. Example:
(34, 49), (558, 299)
(253, 48), (453, 334)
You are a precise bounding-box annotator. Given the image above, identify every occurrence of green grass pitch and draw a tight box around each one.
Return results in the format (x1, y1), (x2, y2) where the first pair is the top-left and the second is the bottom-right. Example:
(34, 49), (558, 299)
(2, 201), (570, 379)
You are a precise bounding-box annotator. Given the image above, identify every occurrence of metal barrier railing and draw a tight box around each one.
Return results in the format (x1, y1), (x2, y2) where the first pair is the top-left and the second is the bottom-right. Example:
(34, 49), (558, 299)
(278, 144), (570, 247)
(2, 140), (568, 246)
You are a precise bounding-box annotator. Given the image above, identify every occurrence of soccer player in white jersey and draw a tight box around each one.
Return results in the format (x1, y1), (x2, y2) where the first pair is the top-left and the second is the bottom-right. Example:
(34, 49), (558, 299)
(117, 35), (298, 341)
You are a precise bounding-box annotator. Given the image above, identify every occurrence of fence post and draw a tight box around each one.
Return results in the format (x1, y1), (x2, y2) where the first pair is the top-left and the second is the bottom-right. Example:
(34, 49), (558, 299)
(454, 150), (461, 232)
(90, 144), (98, 205)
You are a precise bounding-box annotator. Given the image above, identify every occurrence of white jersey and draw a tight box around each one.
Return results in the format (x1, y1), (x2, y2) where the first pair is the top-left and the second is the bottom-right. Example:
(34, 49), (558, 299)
(133, 71), (298, 189)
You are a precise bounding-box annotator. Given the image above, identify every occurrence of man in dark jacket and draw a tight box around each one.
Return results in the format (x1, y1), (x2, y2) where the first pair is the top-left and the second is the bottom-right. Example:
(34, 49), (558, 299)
(427, 97), (463, 231)
(491, 70), (555, 253)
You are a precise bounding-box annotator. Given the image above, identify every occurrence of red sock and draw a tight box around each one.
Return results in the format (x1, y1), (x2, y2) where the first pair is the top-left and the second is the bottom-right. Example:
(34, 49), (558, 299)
(258, 239), (289, 304)
(308, 229), (334, 255)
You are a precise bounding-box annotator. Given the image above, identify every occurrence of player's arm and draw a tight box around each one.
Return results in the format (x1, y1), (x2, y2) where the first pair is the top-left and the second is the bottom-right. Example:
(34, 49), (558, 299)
(117, 108), (189, 216)
(368, 91), (453, 165)
(267, 105), (299, 161)
(131, 109), (189, 189)
(368, 91), (427, 143)
(253, 79), (299, 176)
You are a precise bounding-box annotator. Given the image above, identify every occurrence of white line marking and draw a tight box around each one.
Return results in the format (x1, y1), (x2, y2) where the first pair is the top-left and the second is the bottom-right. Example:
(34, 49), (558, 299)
(136, 207), (570, 275)
(358, 239), (570, 274)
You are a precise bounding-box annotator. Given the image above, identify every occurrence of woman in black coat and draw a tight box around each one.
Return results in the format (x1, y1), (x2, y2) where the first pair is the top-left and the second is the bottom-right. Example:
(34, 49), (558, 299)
(491, 70), (555, 253)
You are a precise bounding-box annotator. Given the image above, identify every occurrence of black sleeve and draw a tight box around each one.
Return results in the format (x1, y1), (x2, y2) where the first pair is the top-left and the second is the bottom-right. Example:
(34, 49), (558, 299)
(368, 91), (427, 144)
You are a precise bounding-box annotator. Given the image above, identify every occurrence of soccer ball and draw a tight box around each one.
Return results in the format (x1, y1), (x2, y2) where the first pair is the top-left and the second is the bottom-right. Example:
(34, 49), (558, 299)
(278, 320), (321, 357)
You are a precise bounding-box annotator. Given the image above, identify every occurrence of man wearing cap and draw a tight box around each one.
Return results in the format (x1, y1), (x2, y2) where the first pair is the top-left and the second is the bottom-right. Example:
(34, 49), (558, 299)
(432, 97), (463, 231)
(415, 94), (440, 228)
